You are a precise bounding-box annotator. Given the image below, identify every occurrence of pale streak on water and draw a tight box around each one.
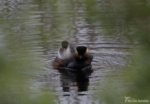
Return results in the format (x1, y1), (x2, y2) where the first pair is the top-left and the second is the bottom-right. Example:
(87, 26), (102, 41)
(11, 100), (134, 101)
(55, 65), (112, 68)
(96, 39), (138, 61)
(0, 0), (132, 104)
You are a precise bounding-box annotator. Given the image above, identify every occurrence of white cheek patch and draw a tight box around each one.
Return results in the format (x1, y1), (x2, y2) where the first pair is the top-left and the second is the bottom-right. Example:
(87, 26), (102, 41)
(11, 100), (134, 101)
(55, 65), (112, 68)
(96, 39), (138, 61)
(86, 48), (88, 53)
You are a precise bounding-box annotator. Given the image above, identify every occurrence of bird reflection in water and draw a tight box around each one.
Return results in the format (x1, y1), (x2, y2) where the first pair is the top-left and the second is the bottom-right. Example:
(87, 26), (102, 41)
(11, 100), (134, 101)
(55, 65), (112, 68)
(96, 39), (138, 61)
(57, 67), (93, 96)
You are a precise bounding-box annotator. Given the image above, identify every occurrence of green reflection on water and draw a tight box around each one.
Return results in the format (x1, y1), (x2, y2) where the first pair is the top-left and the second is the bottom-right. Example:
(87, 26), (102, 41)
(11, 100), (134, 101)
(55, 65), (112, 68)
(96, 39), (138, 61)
(0, 0), (57, 103)
(86, 0), (150, 103)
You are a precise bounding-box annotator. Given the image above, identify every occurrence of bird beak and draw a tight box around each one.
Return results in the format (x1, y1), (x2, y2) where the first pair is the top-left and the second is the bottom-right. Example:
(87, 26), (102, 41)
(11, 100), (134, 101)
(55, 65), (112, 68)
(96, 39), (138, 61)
(79, 55), (83, 59)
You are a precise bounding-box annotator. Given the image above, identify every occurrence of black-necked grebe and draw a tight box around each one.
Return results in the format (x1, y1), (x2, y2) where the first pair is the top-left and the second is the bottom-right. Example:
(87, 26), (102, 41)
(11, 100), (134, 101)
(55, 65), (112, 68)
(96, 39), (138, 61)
(67, 46), (93, 69)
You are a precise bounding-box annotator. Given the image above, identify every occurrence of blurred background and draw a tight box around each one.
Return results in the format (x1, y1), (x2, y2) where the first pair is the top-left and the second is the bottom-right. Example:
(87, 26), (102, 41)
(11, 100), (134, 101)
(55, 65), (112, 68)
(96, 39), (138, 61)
(0, 0), (150, 104)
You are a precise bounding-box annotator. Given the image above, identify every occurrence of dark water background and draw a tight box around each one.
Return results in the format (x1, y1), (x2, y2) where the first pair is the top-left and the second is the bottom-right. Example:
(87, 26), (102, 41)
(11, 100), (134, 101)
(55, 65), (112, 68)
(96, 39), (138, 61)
(0, 0), (133, 104)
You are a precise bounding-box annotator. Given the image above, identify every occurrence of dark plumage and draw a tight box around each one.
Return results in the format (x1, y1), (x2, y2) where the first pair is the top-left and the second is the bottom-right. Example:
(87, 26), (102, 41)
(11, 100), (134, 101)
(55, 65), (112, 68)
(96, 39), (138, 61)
(61, 41), (68, 49)
(67, 46), (93, 69)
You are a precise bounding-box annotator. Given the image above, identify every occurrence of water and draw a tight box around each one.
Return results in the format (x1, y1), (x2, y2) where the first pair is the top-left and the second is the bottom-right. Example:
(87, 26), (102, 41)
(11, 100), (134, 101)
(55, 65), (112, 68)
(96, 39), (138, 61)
(0, 0), (132, 104)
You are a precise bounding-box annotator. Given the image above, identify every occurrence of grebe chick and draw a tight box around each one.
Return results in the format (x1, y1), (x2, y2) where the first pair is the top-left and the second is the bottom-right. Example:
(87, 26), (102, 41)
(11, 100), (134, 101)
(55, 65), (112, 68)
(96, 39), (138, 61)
(58, 41), (75, 60)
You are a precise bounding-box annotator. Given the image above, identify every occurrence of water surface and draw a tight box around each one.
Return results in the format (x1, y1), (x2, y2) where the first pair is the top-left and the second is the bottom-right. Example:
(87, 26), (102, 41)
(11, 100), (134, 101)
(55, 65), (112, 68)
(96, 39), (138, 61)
(0, 0), (132, 104)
